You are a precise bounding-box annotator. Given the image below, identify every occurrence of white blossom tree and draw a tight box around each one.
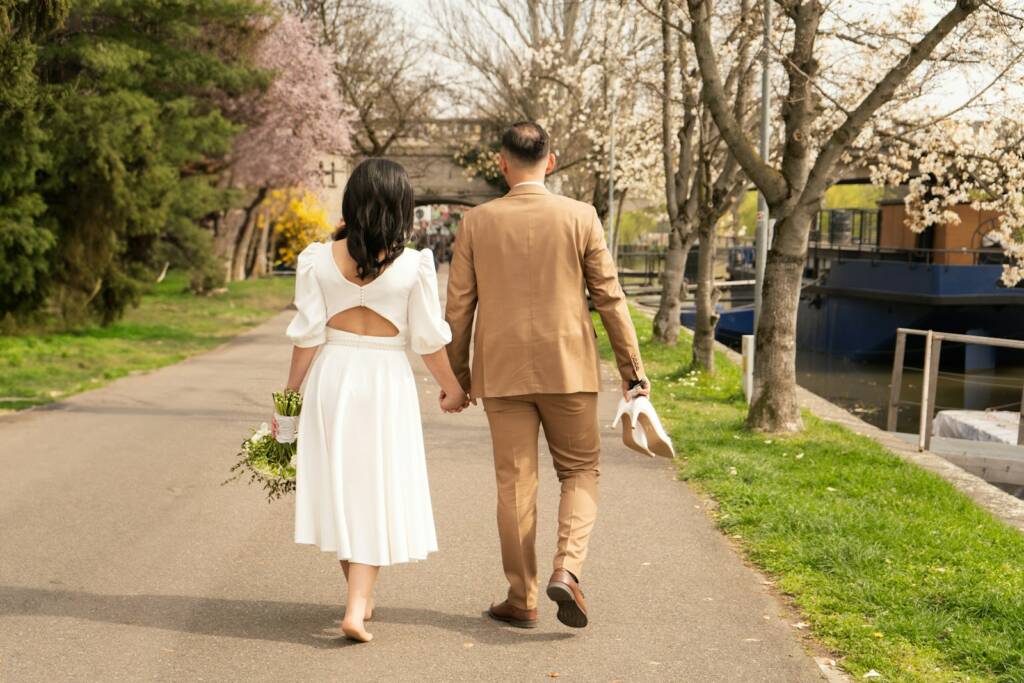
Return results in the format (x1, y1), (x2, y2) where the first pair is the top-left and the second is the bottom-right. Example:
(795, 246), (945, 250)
(684, 0), (1021, 432)
(647, 0), (759, 351)
(434, 0), (665, 219)
(872, 118), (1024, 286)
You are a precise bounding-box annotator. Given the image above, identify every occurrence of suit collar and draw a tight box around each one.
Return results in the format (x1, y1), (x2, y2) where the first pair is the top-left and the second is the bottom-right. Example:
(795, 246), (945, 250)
(506, 182), (550, 198)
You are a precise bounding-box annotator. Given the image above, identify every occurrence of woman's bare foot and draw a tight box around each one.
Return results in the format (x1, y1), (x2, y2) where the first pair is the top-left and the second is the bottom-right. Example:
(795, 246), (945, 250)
(341, 562), (379, 643)
(341, 618), (373, 643)
(365, 599), (374, 621)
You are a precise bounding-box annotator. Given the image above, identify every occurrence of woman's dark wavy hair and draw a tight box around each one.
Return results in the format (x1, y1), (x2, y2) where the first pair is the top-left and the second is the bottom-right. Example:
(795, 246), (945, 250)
(333, 158), (414, 280)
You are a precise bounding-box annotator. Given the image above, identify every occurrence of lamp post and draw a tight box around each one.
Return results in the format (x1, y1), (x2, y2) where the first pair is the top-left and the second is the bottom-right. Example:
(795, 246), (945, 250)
(753, 0), (771, 329)
(607, 82), (617, 253)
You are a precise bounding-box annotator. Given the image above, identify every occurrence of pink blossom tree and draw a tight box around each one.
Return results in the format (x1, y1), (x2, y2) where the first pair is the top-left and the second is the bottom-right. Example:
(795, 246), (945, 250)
(216, 11), (353, 281)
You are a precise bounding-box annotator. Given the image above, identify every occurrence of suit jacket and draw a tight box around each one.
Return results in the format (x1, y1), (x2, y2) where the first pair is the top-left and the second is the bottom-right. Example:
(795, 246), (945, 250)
(445, 183), (645, 398)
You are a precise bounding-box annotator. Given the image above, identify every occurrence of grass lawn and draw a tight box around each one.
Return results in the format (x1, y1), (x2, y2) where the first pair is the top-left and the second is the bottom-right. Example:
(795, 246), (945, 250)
(1, 272), (293, 411)
(595, 309), (1024, 682)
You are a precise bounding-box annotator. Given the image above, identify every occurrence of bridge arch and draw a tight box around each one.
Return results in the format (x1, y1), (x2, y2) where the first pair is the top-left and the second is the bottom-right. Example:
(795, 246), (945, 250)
(376, 119), (506, 208)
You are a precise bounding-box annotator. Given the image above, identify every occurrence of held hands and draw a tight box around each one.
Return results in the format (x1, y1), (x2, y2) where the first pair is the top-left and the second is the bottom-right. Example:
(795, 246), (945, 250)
(439, 388), (471, 413)
(622, 377), (651, 401)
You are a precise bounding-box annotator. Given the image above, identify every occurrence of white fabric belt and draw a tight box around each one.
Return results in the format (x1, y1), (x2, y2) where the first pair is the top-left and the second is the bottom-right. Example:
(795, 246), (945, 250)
(324, 328), (407, 351)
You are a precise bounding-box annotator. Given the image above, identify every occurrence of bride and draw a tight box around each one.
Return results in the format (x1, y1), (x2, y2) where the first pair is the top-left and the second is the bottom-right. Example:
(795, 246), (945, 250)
(278, 158), (469, 642)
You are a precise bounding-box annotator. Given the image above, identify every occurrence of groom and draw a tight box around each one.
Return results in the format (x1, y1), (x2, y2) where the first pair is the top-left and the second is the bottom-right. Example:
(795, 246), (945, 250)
(445, 121), (649, 629)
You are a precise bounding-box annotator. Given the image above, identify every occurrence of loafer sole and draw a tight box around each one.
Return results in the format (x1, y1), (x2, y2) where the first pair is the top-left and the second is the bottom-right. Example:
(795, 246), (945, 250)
(546, 581), (588, 628)
(486, 608), (538, 629)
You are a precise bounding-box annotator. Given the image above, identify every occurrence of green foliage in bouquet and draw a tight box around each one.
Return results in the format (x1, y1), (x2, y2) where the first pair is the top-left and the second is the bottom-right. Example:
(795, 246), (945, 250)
(225, 389), (302, 502)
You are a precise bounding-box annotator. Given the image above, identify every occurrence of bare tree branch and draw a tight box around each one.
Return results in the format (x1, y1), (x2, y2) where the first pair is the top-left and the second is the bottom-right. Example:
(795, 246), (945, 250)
(285, 0), (446, 156)
(687, 0), (787, 204)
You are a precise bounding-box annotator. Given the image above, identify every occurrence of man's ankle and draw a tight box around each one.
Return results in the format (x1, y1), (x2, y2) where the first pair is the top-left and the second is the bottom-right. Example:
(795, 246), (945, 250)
(555, 567), (580, 583)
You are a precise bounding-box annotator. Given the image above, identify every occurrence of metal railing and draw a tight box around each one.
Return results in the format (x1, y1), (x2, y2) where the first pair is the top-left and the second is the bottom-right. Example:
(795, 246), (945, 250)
(616, 247), (667, 285)
(616, 242), (755, 285)
(809, 209), (881, 248)
(886, 328), (1024, 450)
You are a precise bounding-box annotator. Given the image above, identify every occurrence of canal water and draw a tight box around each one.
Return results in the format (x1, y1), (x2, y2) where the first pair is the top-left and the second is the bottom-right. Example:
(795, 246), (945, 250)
(621, 250), (1024, 439)
(795, 339), (1024, 435)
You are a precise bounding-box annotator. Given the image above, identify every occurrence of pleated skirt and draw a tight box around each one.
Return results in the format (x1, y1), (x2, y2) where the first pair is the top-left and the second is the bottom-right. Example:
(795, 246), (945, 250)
(294, 329), (438, 566)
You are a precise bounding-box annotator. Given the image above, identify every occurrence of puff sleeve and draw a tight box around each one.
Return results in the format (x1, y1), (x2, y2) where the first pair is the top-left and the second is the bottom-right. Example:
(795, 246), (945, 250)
(285, 242), (328, 348)
(408, 249), (453, 355)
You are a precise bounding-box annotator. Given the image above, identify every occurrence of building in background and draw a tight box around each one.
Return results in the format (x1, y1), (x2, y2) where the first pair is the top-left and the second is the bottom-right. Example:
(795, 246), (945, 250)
(316, 154), (349, 227)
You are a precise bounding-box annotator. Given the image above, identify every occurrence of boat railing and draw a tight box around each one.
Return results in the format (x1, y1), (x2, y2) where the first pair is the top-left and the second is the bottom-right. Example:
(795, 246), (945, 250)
(809, 243), (1007, 266)
(887, 328), (1024, 450)
(808, 208), (1008, 268)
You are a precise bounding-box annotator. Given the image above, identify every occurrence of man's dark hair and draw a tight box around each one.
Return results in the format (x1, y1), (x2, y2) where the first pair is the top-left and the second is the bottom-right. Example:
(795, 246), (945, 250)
(501, 121), (550, 165)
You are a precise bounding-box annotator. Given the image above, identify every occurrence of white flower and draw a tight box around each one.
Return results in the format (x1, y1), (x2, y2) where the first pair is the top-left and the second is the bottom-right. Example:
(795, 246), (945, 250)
(251, 422), (271, 443)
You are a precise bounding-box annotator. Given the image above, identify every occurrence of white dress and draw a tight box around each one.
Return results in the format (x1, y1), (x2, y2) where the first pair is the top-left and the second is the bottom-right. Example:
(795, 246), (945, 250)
(286, 242), (451, 566)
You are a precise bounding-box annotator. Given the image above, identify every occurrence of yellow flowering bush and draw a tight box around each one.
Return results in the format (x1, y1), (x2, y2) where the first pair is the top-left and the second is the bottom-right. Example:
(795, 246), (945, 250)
(269, 190), (333, 268)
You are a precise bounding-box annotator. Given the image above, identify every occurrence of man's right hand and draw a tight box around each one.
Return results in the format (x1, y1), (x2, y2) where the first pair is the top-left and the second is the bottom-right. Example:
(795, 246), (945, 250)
(622, 378), (651, 401)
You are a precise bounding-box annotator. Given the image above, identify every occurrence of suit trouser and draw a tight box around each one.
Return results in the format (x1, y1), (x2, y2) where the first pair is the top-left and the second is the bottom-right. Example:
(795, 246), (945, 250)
(482, 392), (600, 610)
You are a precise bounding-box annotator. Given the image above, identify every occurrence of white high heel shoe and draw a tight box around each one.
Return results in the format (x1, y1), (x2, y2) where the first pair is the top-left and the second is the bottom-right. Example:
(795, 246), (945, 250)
(613, 396), (675, 458)
(613, 398), (654, 457)
(631, 396), (675, 458)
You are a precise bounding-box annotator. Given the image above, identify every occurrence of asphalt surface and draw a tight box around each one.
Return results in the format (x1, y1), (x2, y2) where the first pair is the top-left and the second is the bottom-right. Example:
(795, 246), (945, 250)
(1, 306), (826, 681)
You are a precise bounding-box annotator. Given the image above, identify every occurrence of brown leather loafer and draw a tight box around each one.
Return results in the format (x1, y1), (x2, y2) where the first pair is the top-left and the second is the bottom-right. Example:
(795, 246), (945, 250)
(487, 600), (538, 629)
(546, 568), (588, 628)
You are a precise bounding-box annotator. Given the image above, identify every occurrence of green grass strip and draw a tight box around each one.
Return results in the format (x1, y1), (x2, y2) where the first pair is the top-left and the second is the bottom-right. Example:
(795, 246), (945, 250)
(1, 273), (293, 411)
(595, 309), (1024, 682)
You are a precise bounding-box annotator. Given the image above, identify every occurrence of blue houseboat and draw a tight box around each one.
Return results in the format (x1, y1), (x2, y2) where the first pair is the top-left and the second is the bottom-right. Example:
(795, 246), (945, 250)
(688, 201), (1024, 359)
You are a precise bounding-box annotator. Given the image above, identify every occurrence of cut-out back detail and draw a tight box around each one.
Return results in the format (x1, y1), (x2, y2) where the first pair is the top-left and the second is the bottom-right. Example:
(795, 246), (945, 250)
(327, 307), (400, 338)
(285, 242), (452, 354)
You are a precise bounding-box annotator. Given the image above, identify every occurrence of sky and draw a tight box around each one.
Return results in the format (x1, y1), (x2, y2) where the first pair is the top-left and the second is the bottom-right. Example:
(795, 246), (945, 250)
(385, 0), (1002, 119)
(392, 0), (446, 36)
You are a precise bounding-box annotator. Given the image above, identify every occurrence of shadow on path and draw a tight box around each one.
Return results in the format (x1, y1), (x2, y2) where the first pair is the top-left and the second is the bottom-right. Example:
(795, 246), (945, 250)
(0, 586), (571, 648)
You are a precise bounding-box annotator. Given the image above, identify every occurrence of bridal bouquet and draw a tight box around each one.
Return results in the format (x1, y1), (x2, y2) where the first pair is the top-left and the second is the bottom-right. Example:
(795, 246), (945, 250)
(225, 389), (302, 502)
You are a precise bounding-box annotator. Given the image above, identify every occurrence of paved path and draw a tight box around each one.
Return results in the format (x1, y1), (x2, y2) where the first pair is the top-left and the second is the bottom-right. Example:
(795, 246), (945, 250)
(0, 310), (826, 681)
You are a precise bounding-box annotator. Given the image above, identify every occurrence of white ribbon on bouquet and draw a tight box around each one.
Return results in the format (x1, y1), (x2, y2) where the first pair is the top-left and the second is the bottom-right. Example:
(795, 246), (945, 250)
(274, 413), (298, 444)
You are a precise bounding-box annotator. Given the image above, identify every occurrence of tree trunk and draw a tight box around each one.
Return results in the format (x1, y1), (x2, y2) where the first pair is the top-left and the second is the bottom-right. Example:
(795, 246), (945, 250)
(591, 176), (610, 224)
(652, 224), (696, 344)
(230, 187), (269, 282)
(268, 220), (280, 271)
(213, 210), (243, 279)
(250, 211), (270, 278)
(230, 218), (256, 282)
(610, 188), (628, 261)
(692, 215), (719, 372)
(746, 211), (810, 433)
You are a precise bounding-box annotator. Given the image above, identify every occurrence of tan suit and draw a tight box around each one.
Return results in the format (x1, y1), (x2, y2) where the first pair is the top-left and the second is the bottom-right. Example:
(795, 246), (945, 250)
(445, 183), (644, 610)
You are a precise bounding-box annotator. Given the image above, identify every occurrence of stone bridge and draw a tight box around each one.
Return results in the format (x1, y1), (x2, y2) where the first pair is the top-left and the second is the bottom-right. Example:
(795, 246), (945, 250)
(315, 118), (503, 225)
(379, 118), (505, 207)
(315, 117), (888, 222)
